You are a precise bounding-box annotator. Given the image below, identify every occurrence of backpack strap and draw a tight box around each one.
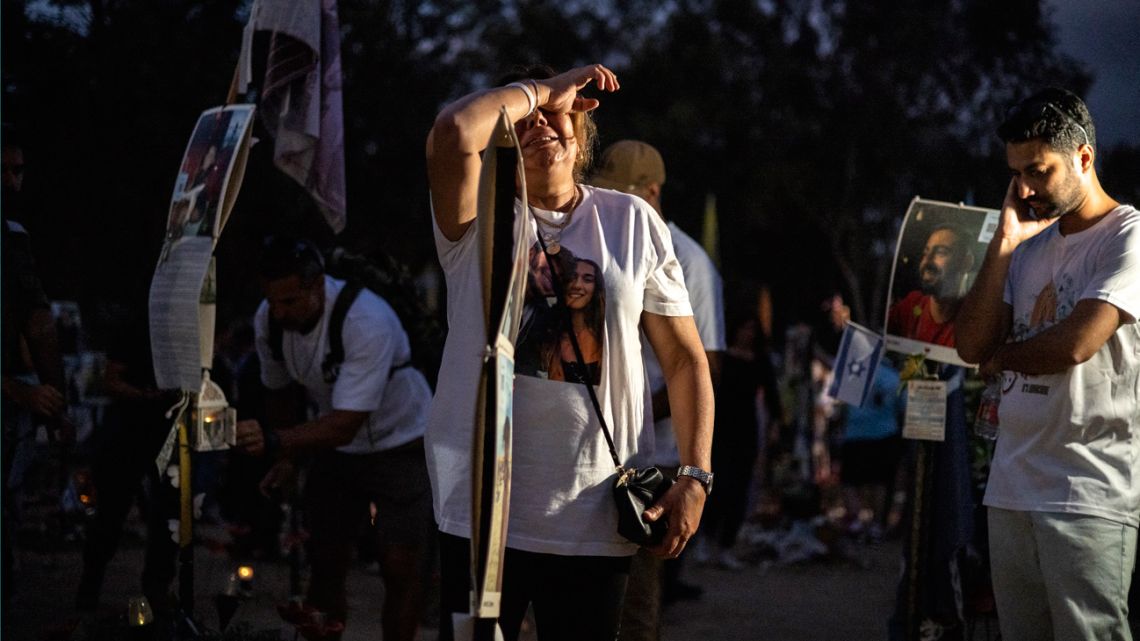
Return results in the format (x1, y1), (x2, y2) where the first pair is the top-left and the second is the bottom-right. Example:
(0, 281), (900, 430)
(268, 317), (285, 361)
(321, 281), (364, 384)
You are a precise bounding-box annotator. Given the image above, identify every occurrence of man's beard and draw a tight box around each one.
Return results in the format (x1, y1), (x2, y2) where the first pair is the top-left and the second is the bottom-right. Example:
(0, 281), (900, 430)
(1028, 166), (1083, 220)
(920, 271), (960, 298)
(919, 266), (942, 296)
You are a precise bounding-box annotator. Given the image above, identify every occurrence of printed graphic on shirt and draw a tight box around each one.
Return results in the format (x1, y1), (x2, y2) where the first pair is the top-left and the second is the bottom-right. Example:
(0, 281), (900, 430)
(1012, 273), (1076, 343)
(1004, 261), (1080, 402)
(514, 241), (605, 385)
(1000, 369), (1018, 394)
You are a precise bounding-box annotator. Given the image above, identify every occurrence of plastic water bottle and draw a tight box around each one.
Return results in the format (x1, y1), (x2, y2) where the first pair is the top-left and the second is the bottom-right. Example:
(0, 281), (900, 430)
(975, 378), (1001, 440)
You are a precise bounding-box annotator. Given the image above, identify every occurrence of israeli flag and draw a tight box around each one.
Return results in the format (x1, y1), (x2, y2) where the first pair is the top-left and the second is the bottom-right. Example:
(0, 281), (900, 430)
(828, 321), (885, 407)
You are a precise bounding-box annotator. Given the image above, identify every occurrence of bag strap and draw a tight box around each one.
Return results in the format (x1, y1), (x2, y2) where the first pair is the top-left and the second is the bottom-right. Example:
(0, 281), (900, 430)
(531, 206), (624, 471)
(321, 280), (364, 383)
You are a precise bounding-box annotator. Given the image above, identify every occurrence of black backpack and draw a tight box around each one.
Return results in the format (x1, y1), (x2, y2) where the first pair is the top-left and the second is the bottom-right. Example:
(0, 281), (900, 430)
(268, 248), (444, 390)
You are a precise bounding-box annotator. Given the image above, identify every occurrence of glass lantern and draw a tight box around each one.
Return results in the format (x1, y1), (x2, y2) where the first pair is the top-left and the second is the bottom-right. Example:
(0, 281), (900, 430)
(191, 371), (236, 452)
(127, 595), (154, 627)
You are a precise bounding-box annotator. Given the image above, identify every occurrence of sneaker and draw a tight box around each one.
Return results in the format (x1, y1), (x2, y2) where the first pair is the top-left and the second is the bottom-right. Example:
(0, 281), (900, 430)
(919, 618), (944, 641)
(716, 550), (745, 571)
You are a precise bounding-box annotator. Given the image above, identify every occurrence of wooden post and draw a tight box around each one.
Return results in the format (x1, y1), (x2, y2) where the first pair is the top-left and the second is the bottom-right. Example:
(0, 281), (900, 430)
(178, 411), (194, 619)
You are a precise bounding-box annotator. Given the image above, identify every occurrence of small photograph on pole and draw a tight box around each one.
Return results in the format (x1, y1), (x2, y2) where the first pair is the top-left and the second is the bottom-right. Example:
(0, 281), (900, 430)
(164, 105), (254, 242)
(884, 197), (998, 366)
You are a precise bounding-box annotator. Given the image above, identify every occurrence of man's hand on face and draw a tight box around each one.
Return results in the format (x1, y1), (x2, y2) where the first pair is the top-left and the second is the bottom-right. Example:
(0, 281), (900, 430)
(1000, 177), (1059, 248)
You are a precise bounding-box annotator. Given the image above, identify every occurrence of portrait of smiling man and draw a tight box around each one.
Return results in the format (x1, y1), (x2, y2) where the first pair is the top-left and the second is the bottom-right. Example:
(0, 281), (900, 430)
(887, 222), (976, 348)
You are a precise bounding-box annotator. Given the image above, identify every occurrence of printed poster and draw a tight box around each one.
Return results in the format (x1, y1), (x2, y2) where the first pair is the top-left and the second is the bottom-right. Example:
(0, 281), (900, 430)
(150, 105), (255, 391)
(884, 197), (998, 367)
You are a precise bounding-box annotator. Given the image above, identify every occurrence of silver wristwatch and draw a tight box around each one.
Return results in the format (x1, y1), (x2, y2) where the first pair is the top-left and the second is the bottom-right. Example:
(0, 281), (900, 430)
(677, 465), (714, 496)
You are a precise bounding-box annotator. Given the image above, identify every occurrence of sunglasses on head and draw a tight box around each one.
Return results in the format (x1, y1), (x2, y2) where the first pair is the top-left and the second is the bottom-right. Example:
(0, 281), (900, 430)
(1009, 99), (1090, 147)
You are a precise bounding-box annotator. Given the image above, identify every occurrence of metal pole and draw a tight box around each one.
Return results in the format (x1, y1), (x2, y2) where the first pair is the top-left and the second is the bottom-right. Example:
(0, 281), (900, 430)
(906, 440), (930, 641)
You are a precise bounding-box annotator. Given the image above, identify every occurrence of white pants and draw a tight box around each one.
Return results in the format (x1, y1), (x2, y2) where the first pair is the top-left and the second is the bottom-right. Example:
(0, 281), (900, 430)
(988, 507), (1137, 641)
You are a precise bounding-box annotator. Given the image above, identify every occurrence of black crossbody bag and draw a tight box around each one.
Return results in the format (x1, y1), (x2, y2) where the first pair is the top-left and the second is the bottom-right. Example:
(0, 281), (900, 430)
(533, 216), (673, 546)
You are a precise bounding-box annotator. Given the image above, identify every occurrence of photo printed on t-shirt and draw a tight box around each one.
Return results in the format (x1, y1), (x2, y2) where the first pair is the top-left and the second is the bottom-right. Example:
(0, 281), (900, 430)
(514, 241), (605, 385)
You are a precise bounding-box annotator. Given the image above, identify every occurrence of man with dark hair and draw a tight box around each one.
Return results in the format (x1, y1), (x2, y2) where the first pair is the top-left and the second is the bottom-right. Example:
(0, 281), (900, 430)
(1, 137), (67, 432)
(958, 88), (1138, 640)
(887, 223), (975, 347)
(235, 236), (433, 641)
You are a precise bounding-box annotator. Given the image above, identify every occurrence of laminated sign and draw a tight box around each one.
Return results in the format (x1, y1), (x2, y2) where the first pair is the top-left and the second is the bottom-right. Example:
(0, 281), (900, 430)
(903, 379), (947, 441)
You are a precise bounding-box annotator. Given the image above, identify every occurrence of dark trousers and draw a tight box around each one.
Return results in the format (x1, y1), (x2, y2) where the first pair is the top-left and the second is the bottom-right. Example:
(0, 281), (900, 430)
(704, 428), (757, 550)
(302, 443), (433, 633)
(78, 405), (179, 609)
(438, 532), (631, 641)
(2, 400), (20, 608)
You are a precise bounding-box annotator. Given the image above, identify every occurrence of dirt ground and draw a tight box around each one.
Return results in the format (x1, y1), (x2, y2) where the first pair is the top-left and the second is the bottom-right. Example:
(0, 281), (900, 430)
(5, 513), (912, 641)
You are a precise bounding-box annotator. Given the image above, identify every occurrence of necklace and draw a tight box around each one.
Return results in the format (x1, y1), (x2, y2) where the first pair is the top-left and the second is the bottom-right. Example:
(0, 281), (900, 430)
(532, 186), (580, 254)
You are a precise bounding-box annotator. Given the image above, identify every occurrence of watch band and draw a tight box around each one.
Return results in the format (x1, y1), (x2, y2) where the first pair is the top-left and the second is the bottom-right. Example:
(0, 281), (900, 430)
(677, 465), (714, 495)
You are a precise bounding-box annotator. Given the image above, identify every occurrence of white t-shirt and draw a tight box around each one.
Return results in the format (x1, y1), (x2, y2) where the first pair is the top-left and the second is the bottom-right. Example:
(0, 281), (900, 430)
(428, 185), (693, 556)
(984, 205), (1140, 527)
(255, 276), (430, 454)
(642, 221), (726, 466)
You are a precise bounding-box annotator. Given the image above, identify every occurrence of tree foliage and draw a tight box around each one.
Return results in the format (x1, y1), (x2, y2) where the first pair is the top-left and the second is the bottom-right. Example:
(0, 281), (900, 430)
(4, 0), (1125, 339)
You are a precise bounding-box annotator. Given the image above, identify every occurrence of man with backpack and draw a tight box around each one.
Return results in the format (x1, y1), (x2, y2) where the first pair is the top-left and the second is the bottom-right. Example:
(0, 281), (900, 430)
(236, 235), (433, 641)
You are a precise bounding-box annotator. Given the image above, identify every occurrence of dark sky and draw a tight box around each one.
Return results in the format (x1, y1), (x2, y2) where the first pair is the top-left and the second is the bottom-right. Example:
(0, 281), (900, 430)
(1047, 0), (1140, 148)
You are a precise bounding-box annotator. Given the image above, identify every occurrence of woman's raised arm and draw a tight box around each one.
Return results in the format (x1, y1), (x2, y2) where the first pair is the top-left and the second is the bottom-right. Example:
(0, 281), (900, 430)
(425, 65), (619, 241)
